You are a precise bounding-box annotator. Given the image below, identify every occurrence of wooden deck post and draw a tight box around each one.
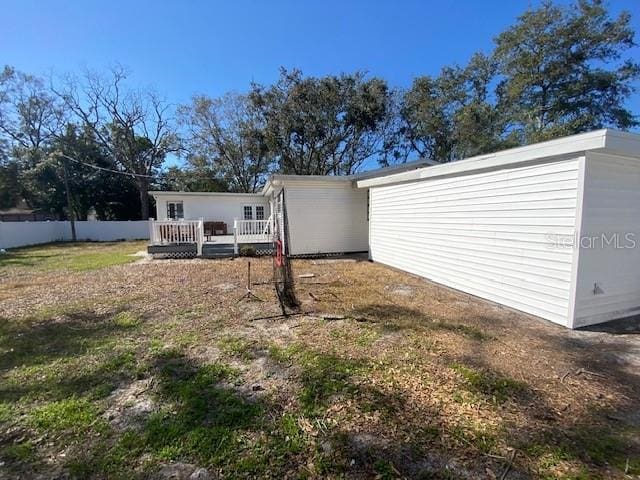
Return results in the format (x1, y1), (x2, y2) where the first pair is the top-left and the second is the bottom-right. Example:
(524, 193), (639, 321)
(233, 219), (239, 257)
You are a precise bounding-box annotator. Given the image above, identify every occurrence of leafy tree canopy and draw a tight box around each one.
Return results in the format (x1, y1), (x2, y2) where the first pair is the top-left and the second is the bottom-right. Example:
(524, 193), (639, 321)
(249, 68), (397, 175)
(494, 0), (639, 142)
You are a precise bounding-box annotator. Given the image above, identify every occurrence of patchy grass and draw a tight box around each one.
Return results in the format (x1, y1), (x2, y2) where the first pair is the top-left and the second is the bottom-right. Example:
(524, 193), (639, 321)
(143, 357), (258, 465)
(4, 441), (35, 462)
(0, 403), (12, 423)
(296, 349), (368, 416)
(523, 427), (640, 478)
(30, 397), (101, 434)
(268, 343), (300, 364)
(218, 335), (255, 360)
(0, 241), (146, 272)
(433, 321), (492, 340)
(0, 243), (638, 478)
(450, 362), (526, 404)
(112, 311), (140, 328)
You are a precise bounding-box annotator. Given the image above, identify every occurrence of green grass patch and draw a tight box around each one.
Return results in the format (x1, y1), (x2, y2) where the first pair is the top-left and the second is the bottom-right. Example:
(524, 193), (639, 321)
(218, 335), (255, 360)
(0, 403), (12, 423)
(451, 422), (500, 455)
(112, 311), (140, 328)
(329, 325), (380, 347)
(297, 350), (368, 416)
(145, 359), (259, 464)
(3, 441), (35, 462)
(522, 426), (640, 477)
(62, 356), (266, 477)
(65, 430), (148, 478)
(277, 413), (307, 454)
(0, 241), (145, 272)
(0, 307), (147, 404)
(268, 343), (300, 364)
(356, 328), (380, 347)
(450, 363), (525, 403)
(570, 427), (640, 474)
(433, 321), (492, 340)
(101, 350), (138, 375)
(268, 344), (369, 416)
(373, 459), (397, 479)
(30, 397), (100, 434)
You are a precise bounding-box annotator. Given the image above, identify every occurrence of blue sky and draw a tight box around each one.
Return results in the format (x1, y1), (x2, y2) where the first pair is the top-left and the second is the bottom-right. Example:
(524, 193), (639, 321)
(2, 0), (639, 167)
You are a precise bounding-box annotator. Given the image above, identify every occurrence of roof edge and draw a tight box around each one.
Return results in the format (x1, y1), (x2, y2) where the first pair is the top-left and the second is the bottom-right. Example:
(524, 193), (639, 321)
(356, 129), (640, 188)
(149, 191), (264, 197)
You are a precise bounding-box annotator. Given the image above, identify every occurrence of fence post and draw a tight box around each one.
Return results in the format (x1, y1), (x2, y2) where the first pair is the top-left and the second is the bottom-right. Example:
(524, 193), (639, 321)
(148, 218), (154, 244)
(233, 219), (239, 257)
(197, 218), (203, 257)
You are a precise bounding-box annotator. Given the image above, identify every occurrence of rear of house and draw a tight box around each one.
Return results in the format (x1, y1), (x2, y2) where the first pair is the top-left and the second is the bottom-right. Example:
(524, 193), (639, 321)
(148, 161), (428, 258)
(152, 191), (270, 232)
(147, 129), (640, 329)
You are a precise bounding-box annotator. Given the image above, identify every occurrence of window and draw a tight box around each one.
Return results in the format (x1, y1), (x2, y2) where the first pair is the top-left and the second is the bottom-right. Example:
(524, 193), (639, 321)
(243, 205), (253, 220)
(256, 205), (265, 220)
(167, 201), (184, 220)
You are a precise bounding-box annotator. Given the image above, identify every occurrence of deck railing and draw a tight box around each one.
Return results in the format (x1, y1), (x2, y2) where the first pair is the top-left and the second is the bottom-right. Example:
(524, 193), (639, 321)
(149, 219), (204, 256)
(233, 217), (273, 254)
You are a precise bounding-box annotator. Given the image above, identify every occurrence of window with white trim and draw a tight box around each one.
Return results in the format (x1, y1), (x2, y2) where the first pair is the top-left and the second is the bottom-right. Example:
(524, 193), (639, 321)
(243, 205), (253, 220)
(255, 205), (265, 220)
(167, 201), (184, 219)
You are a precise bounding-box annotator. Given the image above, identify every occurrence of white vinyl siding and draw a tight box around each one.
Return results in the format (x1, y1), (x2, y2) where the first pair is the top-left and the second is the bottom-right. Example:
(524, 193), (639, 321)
(572, 152), (640, 327)
(369, 157), (582, 325)
(284, 181), (369, 256)
(154, 194), (268, 228)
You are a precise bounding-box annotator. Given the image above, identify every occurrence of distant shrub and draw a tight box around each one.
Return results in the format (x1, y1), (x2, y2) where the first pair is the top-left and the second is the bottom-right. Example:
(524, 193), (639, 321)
(240, 245), (256, 257)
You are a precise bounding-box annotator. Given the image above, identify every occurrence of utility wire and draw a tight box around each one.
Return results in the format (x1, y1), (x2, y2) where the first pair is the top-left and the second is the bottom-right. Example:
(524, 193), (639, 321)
(54, 153), (217, 181)
(56, 153), (159, 179)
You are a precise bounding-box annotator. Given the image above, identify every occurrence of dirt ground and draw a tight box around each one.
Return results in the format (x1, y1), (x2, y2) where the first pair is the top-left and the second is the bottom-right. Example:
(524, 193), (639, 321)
(0, 243), (639, 479)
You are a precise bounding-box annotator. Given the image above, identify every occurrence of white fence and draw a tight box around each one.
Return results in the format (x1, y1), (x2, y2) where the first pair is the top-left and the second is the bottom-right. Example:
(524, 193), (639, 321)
(0, 221), (150, 249)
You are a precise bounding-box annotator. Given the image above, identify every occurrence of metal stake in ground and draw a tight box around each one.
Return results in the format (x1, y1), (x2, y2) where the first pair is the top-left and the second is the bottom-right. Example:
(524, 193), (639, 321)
(237, 261), (263, 303)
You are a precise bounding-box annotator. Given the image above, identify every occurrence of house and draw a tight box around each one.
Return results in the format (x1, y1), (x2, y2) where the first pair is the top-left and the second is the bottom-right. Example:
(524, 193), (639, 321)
(148, 129), (640, 329)
(148, 159), (432, 257)
(0, 202), (59, 222)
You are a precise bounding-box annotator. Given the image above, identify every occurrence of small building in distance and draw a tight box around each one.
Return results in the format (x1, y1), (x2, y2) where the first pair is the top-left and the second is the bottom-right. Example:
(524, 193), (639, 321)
(0, 202), (59, 222)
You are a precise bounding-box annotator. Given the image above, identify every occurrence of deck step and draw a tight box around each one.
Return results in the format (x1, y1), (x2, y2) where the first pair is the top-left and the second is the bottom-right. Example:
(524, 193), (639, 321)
(202, 244), (235, 259)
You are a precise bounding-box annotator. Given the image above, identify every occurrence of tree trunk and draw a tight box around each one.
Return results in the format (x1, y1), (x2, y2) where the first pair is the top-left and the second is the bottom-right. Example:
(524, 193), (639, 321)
(138, 180), (150, 220)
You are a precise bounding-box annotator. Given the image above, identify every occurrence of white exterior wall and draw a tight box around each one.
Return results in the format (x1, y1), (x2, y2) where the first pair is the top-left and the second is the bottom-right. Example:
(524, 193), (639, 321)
(368, 158), (582, 326)
(284, 180), (369, 256)
(0, 221), (149, 249)
(154, 194), (269, 227)
(571, 152), (640, 327)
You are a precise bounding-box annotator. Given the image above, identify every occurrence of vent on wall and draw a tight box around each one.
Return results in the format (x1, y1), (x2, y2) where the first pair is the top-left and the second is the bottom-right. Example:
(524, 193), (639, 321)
(593, 282), (604, 295)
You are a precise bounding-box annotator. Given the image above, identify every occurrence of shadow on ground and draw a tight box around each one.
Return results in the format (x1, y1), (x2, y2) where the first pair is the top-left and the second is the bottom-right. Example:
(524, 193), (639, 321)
(580, 314), (640, 334)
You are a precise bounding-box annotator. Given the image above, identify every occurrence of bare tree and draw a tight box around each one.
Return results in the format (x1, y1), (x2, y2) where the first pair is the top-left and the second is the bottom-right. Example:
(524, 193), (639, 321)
(179, 93), (271, 193)
(55, 67), (180, 219)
